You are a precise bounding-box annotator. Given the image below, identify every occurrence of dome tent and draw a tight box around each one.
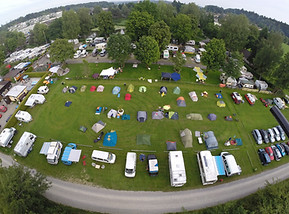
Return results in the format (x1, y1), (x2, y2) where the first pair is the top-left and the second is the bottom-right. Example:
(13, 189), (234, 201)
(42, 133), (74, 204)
(176, 96), (186, 107)
(112, 86), (121, 95)
(139, 86), (147, 92)
(127, 84), (134, 93)
(180, 128), (193, 148)
(208, 113), (217, 121)
(173, 87), (181, 94)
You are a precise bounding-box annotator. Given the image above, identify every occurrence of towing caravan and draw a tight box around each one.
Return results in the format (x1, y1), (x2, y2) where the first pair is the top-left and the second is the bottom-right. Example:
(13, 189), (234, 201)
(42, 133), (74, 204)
(14, 132), (36, 157)
(168, 151), (186, 187)
(0, 127), (16, 147)
(197, 151), (218, 185)
(221, 152), (242, 176)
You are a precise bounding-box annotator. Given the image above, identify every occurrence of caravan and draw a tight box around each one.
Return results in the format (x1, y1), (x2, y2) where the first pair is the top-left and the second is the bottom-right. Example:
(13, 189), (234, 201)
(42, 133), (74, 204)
(221, 152), (242, 176)
(168, 151), (186, 187)
(0, 127), (16, 147)
(15, 110), (32, 123)
(14, 132), (37, 157)
(25, 94), (46, 107)
(37, 86), (49, 94)
(197, 151), (218, 185)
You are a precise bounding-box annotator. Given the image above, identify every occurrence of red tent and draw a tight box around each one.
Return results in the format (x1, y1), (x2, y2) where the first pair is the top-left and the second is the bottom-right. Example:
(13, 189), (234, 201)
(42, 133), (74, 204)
(125, 93), (131, 101)
(90, 86), (96, 92)
(6, 64), (11, 69)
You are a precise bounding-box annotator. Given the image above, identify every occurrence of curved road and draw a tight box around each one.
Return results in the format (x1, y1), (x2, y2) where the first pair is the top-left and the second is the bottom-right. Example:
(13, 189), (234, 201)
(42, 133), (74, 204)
(1, 152), (289, 213)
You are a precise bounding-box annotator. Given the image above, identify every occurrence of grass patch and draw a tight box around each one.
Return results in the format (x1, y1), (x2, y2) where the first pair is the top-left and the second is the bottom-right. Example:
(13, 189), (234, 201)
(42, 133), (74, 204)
(282, 43), (289, 56)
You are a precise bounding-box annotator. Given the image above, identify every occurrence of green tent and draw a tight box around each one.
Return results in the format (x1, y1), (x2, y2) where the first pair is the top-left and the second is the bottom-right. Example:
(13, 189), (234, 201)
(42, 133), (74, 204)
(173, 87), (181, 94)
(136, 134), (151, 145)
(186, 113), (203, 120)
(139, 86), (147, 93)
(79, 126), (87, 133)
(127, 84), (134, 93)
(180, 128), (193, 148)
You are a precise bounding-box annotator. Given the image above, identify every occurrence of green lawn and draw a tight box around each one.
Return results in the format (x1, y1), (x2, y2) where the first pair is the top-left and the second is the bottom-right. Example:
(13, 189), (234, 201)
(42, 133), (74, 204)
(3, 63), (289, 191)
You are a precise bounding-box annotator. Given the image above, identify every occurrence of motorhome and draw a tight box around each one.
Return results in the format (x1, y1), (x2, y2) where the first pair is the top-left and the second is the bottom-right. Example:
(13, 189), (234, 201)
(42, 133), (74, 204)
(195, 54), (201, 63)
(0, 127), (16, 147)
(221, 152), (242, 176)
(197, 151), (218, 185)
(125, 152), (137, 178)
(163, 50), (169, 59)
(95, 43), (107, 50)
(25, 94), (45, 107)
(14, 132), (37, 157)
(47, 142), (62, 165)
(94, 37), (105, 44)
(15, 110), (32, 123)
(168, 151), (186, 187)
(37, 86), (49, 94)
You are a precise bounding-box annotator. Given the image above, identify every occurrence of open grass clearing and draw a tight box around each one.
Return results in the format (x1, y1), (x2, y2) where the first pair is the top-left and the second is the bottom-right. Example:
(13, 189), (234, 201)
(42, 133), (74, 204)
(3, 63), (289, 191)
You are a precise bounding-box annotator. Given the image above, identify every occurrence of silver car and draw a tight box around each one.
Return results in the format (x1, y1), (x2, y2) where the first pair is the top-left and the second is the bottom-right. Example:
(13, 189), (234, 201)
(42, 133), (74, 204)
(252, 129), (263, 144)
(267, 129), (275, 143)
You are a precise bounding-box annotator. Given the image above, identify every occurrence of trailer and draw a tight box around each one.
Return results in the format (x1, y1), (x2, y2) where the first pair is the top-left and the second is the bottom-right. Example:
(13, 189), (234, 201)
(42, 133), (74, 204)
(0, 127), (16, 147)
(14, 132), (36, 157)
(168, 151), (186, 187)
(25, 94), (46, 107)
(15, 110), (32, 123)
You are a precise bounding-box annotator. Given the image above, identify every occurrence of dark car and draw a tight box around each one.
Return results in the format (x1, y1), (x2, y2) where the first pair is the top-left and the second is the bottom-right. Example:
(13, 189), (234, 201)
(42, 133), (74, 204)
(147, 154), (159, 176)
(281, 143), (289, 155)
(258, 149), (271, 165)
(92, 48), (98, 57)
(259, 129), (269, 143)
(265, 147), (274, 161)
(271, 145), (281, 161)
(276, 143), (286, 156)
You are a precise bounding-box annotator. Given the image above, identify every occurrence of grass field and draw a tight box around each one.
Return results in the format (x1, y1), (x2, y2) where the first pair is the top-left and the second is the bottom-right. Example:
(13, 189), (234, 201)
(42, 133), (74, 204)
(3, 62), (289, 191)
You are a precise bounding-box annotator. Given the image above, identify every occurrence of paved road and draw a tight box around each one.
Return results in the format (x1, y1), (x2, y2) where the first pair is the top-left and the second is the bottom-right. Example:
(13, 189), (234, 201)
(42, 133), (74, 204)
(1, 151), (289, 213)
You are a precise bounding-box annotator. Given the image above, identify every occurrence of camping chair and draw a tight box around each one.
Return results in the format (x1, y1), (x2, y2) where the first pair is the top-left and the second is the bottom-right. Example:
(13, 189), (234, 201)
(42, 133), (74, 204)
(82, 160), (86, 166)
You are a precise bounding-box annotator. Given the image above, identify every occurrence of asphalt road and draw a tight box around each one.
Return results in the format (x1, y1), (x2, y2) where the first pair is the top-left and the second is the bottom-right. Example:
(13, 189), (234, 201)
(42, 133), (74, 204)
(1, 151), (289, 213)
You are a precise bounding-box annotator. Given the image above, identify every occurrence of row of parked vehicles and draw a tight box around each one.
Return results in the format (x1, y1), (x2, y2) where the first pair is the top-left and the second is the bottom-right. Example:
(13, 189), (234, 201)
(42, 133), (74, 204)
(258, 142), (289, 165)
(252, 125), (286, 144)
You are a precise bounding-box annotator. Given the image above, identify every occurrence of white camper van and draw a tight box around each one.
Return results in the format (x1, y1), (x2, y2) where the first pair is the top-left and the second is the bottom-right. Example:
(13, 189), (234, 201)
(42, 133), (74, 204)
(95, 42), (107, 50)
(221, 152), (242, 176)
(15, 110), (32, 123)
(25, 94), (45, 107)
(125, 152), (137, 178)
(0, 127), (16, 147)
(91, 150), (116, 164)
(37, 86), (49, 94)
(14, 132), (37, 157)
(45, 141), (63, 165)
(168, 151), (186, 187)
(163, 50), (169, 59)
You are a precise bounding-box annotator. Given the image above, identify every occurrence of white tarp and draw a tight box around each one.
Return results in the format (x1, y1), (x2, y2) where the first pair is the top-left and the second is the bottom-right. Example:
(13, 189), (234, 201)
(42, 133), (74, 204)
(49, 65), (61, 73)
(68, 149), (82, 162)
(100, 67), (116, 77)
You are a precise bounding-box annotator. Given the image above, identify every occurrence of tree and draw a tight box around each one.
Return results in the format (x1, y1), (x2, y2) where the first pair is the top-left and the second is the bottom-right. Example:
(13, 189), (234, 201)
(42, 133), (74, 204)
(49, 39), (74, 63)
(0, 165), (50, 214)
(171, 52), (186, 72)
(223, 51), (244, 78)
(62, 10), (80, 39)
(47, 18), (63, 41)
(133, 0), (159, 21)
(0, 45), (6, 65)
(149, 21), (171, 52)
(77, 8), (93, 37)
(30, 23), (48, 45)
(180, 2), (201, 31)
(107, 34), (132, 67)
(92, 6), (102, 27)
(126, 11), (154, 42)
(97, 11), (115, 38)
(135, 36), (160, 66)
(202, 38), (226, 70)
(274, 53), (289, 89)
(157, 1), (176, 26)
(200, 13), (219, 39)
(171, 14), (192, 44)
(4, 31), (25, 53)
(219, 14), (250, 51)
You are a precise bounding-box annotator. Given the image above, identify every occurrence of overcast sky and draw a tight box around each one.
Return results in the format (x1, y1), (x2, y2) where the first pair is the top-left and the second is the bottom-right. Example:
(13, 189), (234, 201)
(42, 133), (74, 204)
(1, 0), (289, 26)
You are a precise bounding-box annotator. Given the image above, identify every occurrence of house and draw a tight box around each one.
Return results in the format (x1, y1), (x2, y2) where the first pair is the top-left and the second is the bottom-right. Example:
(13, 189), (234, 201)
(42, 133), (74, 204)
(255, 80), (268, 91)
(238, 78), (255, 89)
(226, 77), (237, 88)
(5, 85), (27, 102)
(0, 81), (12, 98)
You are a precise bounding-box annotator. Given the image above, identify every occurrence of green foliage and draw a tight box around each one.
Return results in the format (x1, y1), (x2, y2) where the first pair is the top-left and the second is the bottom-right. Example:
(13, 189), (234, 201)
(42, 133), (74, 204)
(62, 10), (81, 39)
(133, 0), (159, 21)
(273, 53), (289, 89)
(0, 165), (50, 214)
(135, 36), (160, 66)
(180, 2), (201, 35)
(107, 34), (132, 67)
(47, 18), (63, 41)
(223, 51), (244, 78)
(126, 11), (154, 42)
(0, 45), (5, 65)
(171, 52), (186, 72)
(77, 8), (93, 37)
(219, 14), (250, 51)
(49, 39), (74, 63)
(200, 13), (219, 39)
(171, 14), (192, 44)
(4, 31), (26, 53)
(156, 1), (176, 26)
(149, 21), (171, 52)
(97, 11), (115, 38)
(30, 23), (48, 45)
(202, 38), (226, 70)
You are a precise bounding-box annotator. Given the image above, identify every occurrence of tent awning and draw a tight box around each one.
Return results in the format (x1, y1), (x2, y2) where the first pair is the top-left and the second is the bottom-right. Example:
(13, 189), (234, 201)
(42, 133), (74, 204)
(68, 149), (82, 162)
(100, 67), (116, 76)
(214, 156), (225, 175)
(40, 142), (51, 155)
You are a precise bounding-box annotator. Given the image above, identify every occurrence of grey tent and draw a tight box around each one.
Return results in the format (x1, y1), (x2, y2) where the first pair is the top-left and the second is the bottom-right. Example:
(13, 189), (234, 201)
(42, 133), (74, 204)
(69, 86), (77, 93)
(173, 87), (181, 94)
(208, 113), (217, 121)
(166, 141), (177, 151)
(152, 111), (164, 120)
(92, 120), (106, 133)
(176, 97), (186, 107)
(165, 111), (179, 120)
(186, 113), (203, 120)
(137, 111), (147, 122)
(159, 86), (167, 95)
(79, 126), (87, 132)
(180, 128), (193, 148)
(203, 131), (218, 150)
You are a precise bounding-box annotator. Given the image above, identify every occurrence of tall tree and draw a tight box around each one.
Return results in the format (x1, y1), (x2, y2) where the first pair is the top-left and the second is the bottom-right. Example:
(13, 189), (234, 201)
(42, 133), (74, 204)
(274, 53), (289, 89)
(97, 11), (115, 38)
(49, 39), (74, 63)
(171, 52), (186, 72)
(202, 38), (226, 70)
(77, 8), (93, 37)
(0, 45), (5, 65)
(223, 51), (244, 78)
(200, 12), (219, 39)
(135, 36), (160, 66)
(47, 18), (63, 41)
(107, 33), (132, 67)
(219, 14), (250, 51)
(180, 2), (201, 26)
(157, 1), (176, 26)
(0, 165), (50, 214)
(30, 23), (48, 45)
(133, 0), (159, 21)
(171, 14), (192, 44)
(126, 11), (154, 42)
(62, 10), (81, 39)
(4, 31), (25, 54)
(92, 6), (103, 27)
(149, 21), (171, 52)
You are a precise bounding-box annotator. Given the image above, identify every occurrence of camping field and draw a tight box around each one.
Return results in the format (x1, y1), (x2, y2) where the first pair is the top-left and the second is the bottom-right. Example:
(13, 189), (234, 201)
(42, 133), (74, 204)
(4, 63), (289, 191)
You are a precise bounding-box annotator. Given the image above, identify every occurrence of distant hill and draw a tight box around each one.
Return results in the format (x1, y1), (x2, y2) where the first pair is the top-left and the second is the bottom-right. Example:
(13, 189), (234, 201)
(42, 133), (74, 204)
(204, 5), (289, 38)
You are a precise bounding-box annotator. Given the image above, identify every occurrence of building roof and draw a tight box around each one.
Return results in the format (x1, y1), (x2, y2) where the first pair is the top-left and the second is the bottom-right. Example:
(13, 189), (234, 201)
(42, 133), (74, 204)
(6, 85), (26, 97)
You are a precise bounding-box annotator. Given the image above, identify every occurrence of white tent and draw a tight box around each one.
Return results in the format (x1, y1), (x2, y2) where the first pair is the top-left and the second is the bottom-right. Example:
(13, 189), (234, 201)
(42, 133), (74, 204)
(92, 121), (106, 133)
(68, 149), (82, 162)
(49, 65), (61, 73)
(100, 67), (116, 77)
(107, 109), (117, 118)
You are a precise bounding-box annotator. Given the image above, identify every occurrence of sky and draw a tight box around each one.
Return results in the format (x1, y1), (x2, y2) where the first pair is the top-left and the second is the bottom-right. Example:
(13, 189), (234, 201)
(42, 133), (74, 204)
(0, 0), (289, 26)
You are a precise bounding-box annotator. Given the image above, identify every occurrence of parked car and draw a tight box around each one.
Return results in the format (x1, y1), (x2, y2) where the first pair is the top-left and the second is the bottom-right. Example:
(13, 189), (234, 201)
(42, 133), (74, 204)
(99, 49), (107, 57)
(276, 144), (286, 156)
(265, 147), (274, 161)
(271, 145), (281, 161)
(92, 48), (98, 57)
(244, 93), (255, 105)
(272, 127), (281, 141)
(147, 154), (159, 176)
(0, 105), (7, 112)
(276, 125), (286, 141)
(267, 129), (275, 143)
(258, 149), (271, 165)
(252, 129), (263, 144)
(281, 143), (289, 155)
(231, 92), (243, 104)
(259, 129), (269, 143)
(273, 97), (285, 110)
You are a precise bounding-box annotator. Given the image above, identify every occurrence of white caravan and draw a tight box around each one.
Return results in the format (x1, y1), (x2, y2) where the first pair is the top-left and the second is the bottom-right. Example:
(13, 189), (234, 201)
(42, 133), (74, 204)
(25, 94), (46, 107)
(15, 110), (32, 123)
(40, 141), (63, 165)
(14, 132), (37, 157)
(168, 151), (186, 187)
(0, 127), (17, 147)
(37, 86), (49, 94)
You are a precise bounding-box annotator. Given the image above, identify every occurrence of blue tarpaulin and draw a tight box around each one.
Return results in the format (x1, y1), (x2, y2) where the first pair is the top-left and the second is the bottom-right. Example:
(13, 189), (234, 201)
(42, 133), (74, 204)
(214, 156), (225, 175)
(171, 72), (181, 81)
(65, 101), (72, 107)
(103, 131), (117, 147)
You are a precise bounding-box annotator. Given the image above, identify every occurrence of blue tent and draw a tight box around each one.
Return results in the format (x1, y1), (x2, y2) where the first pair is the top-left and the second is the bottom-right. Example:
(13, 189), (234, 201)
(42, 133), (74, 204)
(161, 72), (171, 80)
(215, 93), (223, 99)
(103, 131), (117, 146)
(171, 72), (181, 81)
(65, 101), (72, 107)
(112, 86), (121, 95)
